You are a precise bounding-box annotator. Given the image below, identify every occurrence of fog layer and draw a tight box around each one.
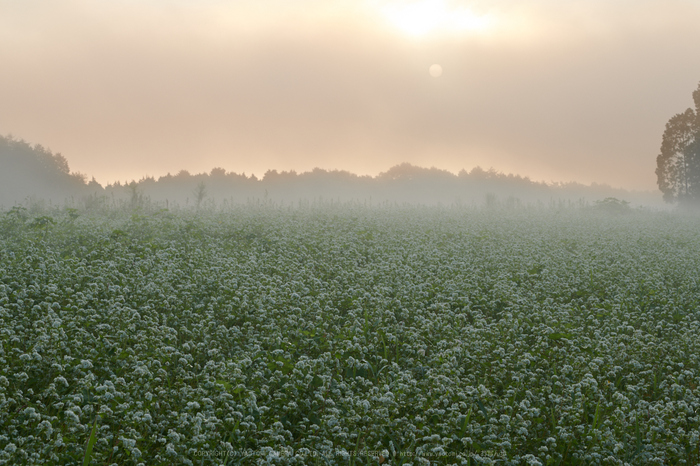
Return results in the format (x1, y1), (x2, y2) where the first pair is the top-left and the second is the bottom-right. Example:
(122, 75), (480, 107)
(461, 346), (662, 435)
(0, 135), (664, 209)
(1, 1), (700, 190)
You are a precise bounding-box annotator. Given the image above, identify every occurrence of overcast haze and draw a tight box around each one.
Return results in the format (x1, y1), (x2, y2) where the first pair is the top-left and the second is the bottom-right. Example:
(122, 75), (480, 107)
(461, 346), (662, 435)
(2, 0), (700, 190)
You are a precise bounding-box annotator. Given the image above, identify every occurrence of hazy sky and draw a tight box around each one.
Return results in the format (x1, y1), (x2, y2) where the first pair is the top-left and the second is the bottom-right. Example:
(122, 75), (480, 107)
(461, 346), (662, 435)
(2, 0), (700, 189)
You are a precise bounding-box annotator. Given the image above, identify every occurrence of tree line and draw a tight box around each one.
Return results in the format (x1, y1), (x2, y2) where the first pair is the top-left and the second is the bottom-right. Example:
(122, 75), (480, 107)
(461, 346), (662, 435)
(5, 106), (693, 210)
(0, 135), (98, 205)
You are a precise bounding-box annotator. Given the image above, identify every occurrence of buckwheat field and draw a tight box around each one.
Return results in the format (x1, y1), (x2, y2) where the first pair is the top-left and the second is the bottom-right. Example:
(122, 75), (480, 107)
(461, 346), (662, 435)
(1, 204), (700, 465)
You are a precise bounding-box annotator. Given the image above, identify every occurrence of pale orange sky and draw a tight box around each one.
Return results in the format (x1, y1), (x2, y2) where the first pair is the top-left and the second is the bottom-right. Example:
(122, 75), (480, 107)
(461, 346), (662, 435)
(1, 0), (700, 190)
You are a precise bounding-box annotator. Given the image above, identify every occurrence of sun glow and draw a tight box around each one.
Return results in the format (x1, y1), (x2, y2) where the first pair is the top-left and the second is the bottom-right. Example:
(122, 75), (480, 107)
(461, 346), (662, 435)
(381, 0), (493, 37)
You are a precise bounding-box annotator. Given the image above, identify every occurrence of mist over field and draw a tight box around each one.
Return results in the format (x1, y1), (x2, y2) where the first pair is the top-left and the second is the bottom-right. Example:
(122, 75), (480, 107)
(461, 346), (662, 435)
(4, 1), (700, 464)
(0, 134), (666, 211)
(3, 129), (700, 463)
(3, 199), (700, 464)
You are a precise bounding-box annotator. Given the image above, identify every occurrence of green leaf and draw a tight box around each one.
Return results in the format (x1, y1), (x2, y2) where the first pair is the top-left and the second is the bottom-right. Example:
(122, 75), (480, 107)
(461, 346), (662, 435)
(592, 402), (601, 430)
(459, 409), (472, 438)
(216, 379), (232, 391)
(83, 415), (98, 466)
(476, 399), (489, 422)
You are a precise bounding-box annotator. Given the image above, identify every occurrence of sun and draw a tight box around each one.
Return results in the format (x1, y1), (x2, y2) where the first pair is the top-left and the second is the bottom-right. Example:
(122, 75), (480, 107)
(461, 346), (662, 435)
(429, 64), (443, 77)
(380, 0), (492, 37)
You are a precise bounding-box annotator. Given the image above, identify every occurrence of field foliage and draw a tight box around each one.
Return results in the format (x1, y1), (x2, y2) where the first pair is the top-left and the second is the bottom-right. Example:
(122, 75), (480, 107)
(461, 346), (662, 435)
(1, 204), (700, 465)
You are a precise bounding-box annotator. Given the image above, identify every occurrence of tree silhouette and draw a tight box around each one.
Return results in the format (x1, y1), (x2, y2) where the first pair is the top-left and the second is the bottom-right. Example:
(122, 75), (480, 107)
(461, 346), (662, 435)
(656, 82), (700, 204)
(0, 134), (91, 203)
(193, 181), (207, 209)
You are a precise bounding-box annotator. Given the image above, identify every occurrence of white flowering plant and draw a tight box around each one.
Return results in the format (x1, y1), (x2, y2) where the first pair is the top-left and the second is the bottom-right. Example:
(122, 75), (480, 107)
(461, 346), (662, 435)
(1, 203), (699, 465)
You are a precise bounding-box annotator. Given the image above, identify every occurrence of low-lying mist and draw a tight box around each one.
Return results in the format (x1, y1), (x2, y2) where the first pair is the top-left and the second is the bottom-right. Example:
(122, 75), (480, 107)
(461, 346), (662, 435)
(1, 134), (666, 210)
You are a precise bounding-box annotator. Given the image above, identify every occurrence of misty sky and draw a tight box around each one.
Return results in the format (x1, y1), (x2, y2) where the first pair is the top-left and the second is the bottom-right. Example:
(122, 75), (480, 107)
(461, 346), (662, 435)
(2, 0), (700, 190)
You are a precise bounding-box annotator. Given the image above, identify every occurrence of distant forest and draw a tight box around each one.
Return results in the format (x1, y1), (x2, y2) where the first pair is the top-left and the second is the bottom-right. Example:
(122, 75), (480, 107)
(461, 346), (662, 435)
(1, 134), (663, 209)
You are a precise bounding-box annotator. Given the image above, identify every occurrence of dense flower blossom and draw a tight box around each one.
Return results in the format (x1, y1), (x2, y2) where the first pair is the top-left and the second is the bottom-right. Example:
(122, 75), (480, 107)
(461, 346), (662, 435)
(0, 204), (699, 464)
